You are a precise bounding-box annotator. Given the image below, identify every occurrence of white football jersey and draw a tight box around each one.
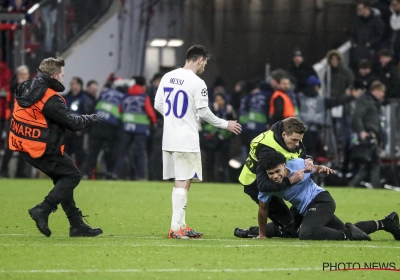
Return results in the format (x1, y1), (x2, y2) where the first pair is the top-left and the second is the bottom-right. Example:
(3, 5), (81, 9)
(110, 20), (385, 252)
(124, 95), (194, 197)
(155, 68), (209, 152)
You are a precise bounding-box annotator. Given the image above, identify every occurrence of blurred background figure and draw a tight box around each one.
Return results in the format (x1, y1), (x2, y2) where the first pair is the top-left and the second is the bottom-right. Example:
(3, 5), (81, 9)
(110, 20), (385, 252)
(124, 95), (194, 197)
(147, 72), (164, 181)
(82, 77), (125, 179)
(1, 65), (30, 178)
(112, 76), (156, 180)
(200, 92), (236, 182)
(63, 76), (87, 167)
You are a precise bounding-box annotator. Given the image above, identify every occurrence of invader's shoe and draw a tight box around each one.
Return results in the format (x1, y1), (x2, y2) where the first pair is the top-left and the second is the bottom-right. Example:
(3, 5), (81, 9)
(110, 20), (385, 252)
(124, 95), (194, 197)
(168, 229), (189, 239)
(345, 222), (371, 241)
(182, 226), (203, 238)
(28, 204), (51, 237)
(69, 211), (103, 237)
(384, 212), (400, 241)
(234, 228), (250, 238)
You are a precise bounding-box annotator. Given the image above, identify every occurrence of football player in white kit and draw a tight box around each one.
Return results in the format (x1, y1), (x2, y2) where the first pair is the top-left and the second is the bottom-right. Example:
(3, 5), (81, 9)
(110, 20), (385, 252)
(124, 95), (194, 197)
(155, 45), (242, 239)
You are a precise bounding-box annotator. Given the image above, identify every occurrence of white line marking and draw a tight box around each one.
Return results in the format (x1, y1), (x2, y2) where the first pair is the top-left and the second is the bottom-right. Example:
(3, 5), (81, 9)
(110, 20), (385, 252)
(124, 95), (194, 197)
(0, 268), (320, 273)
(0, 243), (399, 249)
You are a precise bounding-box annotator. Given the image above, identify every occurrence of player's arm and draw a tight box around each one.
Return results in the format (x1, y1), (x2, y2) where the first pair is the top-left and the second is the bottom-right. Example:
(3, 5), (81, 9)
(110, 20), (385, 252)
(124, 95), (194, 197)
(256, 200), (269, 239)
(154, 84), (164, 115)
(195, 81), (241, 134)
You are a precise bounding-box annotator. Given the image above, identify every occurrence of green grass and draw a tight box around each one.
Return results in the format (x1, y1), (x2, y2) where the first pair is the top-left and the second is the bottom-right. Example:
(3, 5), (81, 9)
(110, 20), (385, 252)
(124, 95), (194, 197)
(1, 180), (400, 280)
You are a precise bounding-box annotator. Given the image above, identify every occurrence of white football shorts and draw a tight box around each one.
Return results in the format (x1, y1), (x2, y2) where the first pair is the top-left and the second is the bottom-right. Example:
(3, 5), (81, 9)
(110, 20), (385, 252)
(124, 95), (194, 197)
(162, 151), (202, 182)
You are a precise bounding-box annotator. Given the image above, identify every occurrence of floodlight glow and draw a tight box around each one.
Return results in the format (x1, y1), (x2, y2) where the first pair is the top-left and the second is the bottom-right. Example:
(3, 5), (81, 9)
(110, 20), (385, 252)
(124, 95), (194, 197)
(167, 39), (184, 47)
(150, 39), (167, 47)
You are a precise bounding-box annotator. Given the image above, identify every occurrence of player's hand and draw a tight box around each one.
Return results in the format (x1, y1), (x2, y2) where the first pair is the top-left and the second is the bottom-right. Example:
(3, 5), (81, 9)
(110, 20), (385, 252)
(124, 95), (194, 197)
(315, 165), (336, 175)
(89, 114), (103, 124)
(289, 169), (305, 184)
(304, 158), (314, 173)
(226, 120), (242, 135)
(253, 235), (266, 239)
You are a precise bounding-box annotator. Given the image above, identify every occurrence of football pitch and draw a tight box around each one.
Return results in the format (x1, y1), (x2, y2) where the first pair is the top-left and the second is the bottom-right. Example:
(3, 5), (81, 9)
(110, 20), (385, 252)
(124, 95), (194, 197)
(1, 180), (400, 280)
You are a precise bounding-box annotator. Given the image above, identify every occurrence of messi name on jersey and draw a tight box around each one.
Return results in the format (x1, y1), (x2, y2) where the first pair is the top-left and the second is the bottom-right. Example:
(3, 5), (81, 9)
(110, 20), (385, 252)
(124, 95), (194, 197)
(169, 78), (184, 86)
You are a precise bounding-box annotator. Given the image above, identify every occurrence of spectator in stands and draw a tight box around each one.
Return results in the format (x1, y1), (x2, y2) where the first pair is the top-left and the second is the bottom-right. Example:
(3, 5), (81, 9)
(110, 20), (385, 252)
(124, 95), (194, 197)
(375, 48), (400, 99)
(63, 77), (86, 167)
(298, 76), (361, 159)
(349, 81), (386, 188)
(1, 65), (30, 178)
(390, 0), (400, 61)
(324, 49), (355, 164)
(350, 0), (384, 69)
(84, 79), (98, 115)
(325, 50), (355, 99)
(288, 48), (317, 93)
(200, 92), (236, 182)
(230, 80), (246, 114)
(112, 76), (156, 180)
(147, 72), (164, 181)
(373, 0), (392, 47)
(40, 1), (57, 53)
(354, 59), (379, 90)
(239, 79), (269, 158)
(82, 78), (127, 179)
(268, 76), (296, 127)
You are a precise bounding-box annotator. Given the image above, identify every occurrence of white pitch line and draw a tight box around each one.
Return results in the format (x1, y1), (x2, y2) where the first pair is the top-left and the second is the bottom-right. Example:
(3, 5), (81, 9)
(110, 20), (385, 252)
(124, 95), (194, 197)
(1, 243), (399, 249)
(0, 267), (320, 274)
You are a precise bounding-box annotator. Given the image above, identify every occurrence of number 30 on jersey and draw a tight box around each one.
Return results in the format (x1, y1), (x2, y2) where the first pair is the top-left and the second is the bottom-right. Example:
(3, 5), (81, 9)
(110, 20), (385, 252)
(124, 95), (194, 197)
(164, 87), (188, 118)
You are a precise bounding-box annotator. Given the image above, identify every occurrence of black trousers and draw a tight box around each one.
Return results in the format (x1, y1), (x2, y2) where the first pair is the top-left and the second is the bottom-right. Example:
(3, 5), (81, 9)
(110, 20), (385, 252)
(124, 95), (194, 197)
(21, 152), (81, 217)
(299, 191), (346, 240)
(244, 182), (296, 232)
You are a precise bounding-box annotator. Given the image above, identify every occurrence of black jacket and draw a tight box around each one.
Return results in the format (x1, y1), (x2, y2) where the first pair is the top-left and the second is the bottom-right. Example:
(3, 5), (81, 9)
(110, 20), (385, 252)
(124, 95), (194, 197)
(14, 70), (93, 156)
(351, 11), (384, 50)
(288, 61), (317, 93)
(375, 60), (400, 99)
(256, 121), (308, 192)
(351, 91), (383, 143)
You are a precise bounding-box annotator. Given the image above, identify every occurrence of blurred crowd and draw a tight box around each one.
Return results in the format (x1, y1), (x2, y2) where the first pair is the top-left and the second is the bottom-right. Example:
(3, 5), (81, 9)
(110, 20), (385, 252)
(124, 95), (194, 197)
(1, 0), (400, 188)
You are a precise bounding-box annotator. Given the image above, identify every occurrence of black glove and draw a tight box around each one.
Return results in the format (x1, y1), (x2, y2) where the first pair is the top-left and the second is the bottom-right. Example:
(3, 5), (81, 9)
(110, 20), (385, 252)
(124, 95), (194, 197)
(88, 114), (103, 124)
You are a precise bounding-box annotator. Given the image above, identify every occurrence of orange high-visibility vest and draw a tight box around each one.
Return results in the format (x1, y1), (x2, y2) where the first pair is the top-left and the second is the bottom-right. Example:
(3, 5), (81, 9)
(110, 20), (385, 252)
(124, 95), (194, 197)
(8, 88), (65, 158)
(269, 90), (295, 118)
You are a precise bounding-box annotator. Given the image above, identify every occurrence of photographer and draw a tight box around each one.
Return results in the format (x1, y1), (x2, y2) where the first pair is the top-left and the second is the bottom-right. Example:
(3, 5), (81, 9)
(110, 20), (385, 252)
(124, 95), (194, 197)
(349, 81), (385, 188)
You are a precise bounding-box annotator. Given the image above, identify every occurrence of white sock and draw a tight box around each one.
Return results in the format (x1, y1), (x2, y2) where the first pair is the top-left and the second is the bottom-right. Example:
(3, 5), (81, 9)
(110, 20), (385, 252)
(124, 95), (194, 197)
(171, 187), (188, 231)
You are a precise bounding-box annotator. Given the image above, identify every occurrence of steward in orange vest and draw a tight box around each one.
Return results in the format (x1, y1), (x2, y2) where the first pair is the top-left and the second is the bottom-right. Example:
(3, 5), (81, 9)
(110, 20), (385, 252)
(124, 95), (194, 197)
(9, 70), (99, 158)
(269, 90), (296, 125)
(11, 57), (103, 238)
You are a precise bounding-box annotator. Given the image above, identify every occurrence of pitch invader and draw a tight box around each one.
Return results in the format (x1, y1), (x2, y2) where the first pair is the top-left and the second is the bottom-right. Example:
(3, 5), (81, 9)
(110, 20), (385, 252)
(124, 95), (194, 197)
(154, 45), (242, 239)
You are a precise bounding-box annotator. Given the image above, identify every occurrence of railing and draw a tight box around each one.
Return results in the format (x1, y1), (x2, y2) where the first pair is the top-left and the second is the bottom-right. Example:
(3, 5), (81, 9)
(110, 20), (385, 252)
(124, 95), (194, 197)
(0, 0), (113, 72)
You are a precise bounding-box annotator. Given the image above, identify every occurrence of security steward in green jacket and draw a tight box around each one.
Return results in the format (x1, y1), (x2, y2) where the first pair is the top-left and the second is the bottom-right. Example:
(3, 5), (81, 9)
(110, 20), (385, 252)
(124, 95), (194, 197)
(236, 117), (314, 236)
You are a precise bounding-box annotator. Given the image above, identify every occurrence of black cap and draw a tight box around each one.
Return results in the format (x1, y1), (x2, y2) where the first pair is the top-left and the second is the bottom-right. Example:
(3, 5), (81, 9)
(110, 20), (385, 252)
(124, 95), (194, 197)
(292, 49), (303, 57)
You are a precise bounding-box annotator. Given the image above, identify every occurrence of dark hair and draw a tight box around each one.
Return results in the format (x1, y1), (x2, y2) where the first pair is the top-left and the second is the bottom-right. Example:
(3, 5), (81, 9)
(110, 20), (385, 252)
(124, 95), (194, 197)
(258, 150), (286, 171)
(39, 57), (65, 77)
(378, 48), (393, 57)
(357, 0), (371, 7)
(245, 78), (261, 92)
(370, 80), (386, 92)
(72, 76), (83, 87)
(271, 69), (287, 83)
(86, 80), (98, 88)
(358, 59), (372, 69)
(133, 76), (146, 86)
(186, 45), (211, 62)
(282, 117), (307, 135)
